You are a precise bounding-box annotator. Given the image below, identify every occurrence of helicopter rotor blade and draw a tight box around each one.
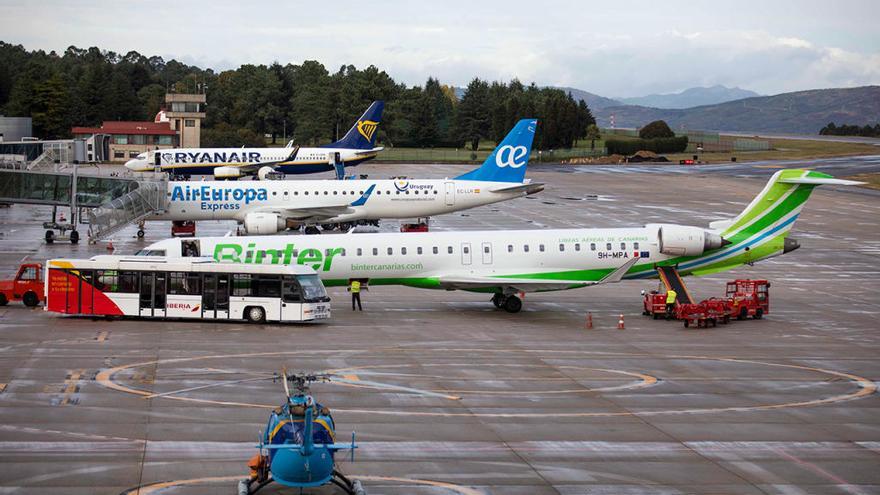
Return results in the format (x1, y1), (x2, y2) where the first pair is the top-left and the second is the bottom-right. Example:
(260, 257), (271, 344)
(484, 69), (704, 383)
(330, 376), (460, 400)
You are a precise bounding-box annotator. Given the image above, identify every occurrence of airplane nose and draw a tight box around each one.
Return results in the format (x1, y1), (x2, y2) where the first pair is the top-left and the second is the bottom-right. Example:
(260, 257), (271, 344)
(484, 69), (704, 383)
(124, 159), (142, 171)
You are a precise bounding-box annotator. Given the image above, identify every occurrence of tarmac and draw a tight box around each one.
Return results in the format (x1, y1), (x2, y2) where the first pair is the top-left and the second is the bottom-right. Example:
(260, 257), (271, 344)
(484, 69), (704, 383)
(0, 157), (879, 494)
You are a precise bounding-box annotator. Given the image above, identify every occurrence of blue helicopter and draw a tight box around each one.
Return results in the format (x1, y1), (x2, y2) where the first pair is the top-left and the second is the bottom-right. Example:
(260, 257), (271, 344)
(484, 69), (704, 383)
(238, 371), (365, 495)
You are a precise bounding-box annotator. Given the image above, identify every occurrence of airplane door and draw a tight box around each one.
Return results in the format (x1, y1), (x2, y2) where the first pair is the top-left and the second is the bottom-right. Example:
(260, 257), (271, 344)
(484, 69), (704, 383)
(445, 182), (455, 206)
(461, 242), (472, 265)
(481, 242), (493, 264)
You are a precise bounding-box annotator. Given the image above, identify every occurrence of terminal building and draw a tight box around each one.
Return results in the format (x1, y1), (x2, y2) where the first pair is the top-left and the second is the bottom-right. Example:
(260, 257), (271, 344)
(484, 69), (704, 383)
(70, 92), (205, 164)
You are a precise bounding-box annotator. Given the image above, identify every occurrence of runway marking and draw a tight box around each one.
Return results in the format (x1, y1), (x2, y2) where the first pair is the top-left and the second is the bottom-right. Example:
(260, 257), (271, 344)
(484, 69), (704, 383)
(95, 331), (109, 342)
(56, 369), (84, 406)
(119, 474), (483, 495)
(94, 350), (876, 418)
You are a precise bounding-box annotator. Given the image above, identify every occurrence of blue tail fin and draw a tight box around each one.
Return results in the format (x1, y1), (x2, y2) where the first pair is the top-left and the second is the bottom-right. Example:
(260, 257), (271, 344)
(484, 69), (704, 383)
(323, 101), (384, 150)
(455, 119), (537, 183)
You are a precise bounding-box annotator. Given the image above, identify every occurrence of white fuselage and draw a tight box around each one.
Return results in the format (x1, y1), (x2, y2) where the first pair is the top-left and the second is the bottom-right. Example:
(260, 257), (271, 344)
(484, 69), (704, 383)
(151, 179), (533, 225)
(144, 227), (676, 287)
(125, 146), (377, 174)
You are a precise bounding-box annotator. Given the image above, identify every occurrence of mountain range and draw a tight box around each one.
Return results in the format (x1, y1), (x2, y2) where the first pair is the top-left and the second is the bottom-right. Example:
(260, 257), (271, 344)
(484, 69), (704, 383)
(615, 85), (761, 109)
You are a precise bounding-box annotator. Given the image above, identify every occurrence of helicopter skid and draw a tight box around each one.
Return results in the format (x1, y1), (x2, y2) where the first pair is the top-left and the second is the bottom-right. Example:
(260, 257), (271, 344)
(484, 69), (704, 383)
(236, 471), (365, 495)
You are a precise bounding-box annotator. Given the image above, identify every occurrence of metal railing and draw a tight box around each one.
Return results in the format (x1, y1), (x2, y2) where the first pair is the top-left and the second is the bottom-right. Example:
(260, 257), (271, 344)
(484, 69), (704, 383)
(87, 179), (168, 241)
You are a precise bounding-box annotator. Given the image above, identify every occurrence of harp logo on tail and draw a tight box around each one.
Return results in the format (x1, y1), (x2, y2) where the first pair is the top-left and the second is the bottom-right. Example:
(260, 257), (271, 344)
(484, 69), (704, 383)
(357, 120), (379, 141)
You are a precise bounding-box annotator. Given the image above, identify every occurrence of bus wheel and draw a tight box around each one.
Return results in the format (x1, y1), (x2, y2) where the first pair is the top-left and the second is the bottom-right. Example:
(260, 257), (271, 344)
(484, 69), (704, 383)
(45, 230), (55, 244)
(503, 296), (522, 313)
(22, 292), (39, 307)
(245, 306), (265, 324)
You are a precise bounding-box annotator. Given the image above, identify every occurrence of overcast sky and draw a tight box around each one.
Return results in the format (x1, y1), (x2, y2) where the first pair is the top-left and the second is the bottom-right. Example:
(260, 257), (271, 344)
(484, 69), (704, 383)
(2, 0), (878, 97)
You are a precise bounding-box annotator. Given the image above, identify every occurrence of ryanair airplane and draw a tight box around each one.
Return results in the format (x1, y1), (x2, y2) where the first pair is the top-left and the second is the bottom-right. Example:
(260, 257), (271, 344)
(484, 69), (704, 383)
(124, 101), (384, 179)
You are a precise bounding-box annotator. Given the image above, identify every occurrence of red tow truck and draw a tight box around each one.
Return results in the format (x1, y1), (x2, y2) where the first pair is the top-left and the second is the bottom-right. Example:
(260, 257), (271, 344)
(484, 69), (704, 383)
(726, 279), (770, 320)
(0, 263), (44, 307)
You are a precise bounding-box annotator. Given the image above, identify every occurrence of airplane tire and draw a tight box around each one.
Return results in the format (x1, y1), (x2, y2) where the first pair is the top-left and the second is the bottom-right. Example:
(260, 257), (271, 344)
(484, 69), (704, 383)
(22, 291), (39, 307)
(491, 293), (504, 308)
(245, 306), (265, 324)
(503, 296), (522, 313)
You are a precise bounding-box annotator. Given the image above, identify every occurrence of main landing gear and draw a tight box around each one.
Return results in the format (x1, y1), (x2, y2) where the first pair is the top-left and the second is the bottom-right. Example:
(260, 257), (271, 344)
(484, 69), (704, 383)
(492, 293), (523, 313)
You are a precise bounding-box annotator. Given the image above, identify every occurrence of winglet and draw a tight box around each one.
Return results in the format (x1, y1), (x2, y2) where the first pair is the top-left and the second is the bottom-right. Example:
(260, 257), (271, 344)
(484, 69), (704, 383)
(597, 256), (640, 285)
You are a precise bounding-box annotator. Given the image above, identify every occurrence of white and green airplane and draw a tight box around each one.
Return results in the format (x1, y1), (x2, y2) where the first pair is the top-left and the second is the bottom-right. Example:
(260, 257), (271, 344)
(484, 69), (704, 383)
(141, 169), (859, 312)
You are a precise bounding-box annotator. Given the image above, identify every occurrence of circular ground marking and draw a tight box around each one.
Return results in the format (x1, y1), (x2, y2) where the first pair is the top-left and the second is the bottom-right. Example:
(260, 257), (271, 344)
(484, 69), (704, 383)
(96, 348), (877, 418)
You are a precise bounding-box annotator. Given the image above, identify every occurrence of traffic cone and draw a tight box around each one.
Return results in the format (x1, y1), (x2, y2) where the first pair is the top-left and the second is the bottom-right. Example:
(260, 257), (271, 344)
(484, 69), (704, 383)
(586, 312), (593, 330)
(617, 314), (625, 330)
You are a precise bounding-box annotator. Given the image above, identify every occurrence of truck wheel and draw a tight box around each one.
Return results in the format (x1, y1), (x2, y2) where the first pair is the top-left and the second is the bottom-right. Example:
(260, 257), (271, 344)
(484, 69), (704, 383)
(723, 315), (730, 324)
(45, 230), (55, 244)
(684, 319), (690, 328)
(70, 230), (79, 244)
(503, 296), (522, 313)
(0, 293), (7, 306)
(754, 309), (763, 320)
(137, 229), (145, 238)
(245, 306), (265, 323)
(653, 313), (659, 320)
(22, 291), (39, 307)
(738, 307), (748, 320)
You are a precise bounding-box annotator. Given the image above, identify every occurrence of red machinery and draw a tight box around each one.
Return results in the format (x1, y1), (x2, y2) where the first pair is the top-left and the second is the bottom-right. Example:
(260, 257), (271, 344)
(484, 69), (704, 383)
(726, 279), (770, 320)
(0, 263), (44, 307)
(171, 220), (196, 237)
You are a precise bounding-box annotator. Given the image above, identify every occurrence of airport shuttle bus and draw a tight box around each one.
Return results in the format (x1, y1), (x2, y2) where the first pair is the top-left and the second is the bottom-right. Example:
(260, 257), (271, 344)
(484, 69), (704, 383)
(45, 256), (330, 323)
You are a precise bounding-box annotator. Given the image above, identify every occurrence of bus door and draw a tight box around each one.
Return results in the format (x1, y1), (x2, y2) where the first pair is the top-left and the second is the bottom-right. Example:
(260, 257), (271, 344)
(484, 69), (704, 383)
(461, 242), (472, 265)
(79, 270), (95, 315)
(202, 274), (230, 319)
(139, 272), (167, 317)
(280, 276), (303, 321)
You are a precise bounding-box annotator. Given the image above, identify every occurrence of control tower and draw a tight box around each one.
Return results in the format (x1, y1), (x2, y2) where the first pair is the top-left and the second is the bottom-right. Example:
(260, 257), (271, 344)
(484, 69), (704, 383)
(164, 93), (206, 148)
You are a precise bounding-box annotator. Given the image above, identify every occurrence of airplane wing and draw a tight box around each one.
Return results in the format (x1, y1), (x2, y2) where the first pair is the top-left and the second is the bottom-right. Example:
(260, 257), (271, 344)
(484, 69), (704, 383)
(353, 146), (384, 157)
(236, 146), (300, 174)
(437, 257), (640, 292)
(251, 185), (376, 222)
(489, 182), (544, 195)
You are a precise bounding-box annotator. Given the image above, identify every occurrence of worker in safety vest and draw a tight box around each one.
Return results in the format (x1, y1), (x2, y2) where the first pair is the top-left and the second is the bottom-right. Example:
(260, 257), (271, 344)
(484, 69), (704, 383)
(665, 289), (677, 319)
(348, 280), (363, 311)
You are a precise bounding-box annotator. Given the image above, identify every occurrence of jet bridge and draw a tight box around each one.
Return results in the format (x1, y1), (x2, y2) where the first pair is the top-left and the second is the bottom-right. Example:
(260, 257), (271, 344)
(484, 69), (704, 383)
(0, 166), (168, 242)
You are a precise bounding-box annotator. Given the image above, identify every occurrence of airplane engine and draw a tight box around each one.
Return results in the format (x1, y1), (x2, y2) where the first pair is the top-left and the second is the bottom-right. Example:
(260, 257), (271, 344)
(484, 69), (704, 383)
(257, 166), (284, 181)
(651, 223), (728, 257)
(213, 166), (243, 179)
(244, 213), (285, 235)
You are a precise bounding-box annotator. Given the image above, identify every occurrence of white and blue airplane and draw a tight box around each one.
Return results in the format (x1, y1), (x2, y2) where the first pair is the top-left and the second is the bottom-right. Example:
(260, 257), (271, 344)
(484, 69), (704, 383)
(124, 102), (385, 179)
(138, 119), (542, 234)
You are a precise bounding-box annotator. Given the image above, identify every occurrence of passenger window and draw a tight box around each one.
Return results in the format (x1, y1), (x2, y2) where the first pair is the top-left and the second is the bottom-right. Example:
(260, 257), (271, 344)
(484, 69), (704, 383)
(304, 191), (309, 195)
(387, 247), (393, 255)
(377, 191), (381, 195)
(417, 247), (423, 255)
(433, 246), (438, 254)
(447, 246), (453, 254)
(634, 242), (640, 250)
(524, 245), (530, 252)
(401, 247), (407, 255)
(559, 243), (564, 252)
(507, 245), (513, 252)
(484, 246), (490, 254)
(575, 243), (581, 251)
(372, 248), (378, 256)
(606, 243), (612, 251)
(620, 242), (626, 250)
(357, 248), (362, 256)
(340, 248), (346, 256)
(539, 244), (545, 252)
(463, 246), (469, 254)
(590, 243), (596, 251)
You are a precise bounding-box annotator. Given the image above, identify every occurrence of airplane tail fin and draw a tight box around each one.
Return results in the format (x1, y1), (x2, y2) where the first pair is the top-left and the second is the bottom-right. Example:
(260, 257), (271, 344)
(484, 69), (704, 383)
(323, 101), (384, 150)
(713, 169), (862, 245)
(455, 119), (537, 183)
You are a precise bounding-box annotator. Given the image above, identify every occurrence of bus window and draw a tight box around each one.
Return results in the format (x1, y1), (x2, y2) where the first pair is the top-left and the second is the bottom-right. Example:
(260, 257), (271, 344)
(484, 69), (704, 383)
(95, 270), (118, 291)
(253, 275), (281, 298)
(170, 272), (201, 295)
(182, 240), (200, 257)
(281, 276), (302, 303)
(297, 274), (328, 302)
(119, 271), (139, 292)
(233, 274), (252, 296)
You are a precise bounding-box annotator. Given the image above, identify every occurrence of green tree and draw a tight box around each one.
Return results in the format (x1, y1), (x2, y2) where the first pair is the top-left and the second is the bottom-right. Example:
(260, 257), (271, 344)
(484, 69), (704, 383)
(639, 120), (675, 139)
(31, 72), (71, 138)
(454, 78), (491, 150)
(585, 124), (601, 150)
(290, 60), (332, 145)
